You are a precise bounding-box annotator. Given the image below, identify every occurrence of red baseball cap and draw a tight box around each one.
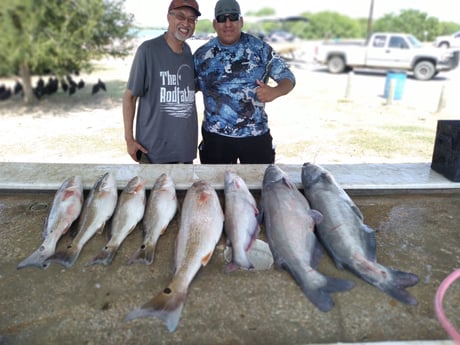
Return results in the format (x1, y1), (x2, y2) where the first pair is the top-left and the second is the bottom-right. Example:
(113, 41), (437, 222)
(168, 0), (201, 17)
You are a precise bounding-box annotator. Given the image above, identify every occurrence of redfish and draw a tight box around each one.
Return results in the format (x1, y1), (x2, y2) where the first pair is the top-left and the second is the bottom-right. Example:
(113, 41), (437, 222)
(124, 180), (224, 332)
(17, 176), (83, 269)
(86, 176), (146, 266)
(46, 172), (118, 268)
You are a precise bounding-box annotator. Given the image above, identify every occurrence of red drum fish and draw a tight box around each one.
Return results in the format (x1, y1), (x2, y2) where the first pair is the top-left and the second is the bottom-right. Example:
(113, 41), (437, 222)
(124, 180), (224, 332)
(127, 173), (178, 265)
(86, 176), (146, 266)
(46, 172), (118, 268)
(17, 176), (83, 269)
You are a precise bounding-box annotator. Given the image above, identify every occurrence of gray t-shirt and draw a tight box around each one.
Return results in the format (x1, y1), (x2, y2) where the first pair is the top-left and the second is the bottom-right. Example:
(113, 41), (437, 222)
(127, 35), (198, 163)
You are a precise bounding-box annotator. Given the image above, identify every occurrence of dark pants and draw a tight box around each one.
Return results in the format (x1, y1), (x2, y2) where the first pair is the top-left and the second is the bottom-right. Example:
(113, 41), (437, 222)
(199, 128), (275, 164)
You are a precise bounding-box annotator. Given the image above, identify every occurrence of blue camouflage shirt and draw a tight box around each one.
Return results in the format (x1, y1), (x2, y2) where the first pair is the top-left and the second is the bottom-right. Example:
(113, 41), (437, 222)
(194, 32), (296, 137)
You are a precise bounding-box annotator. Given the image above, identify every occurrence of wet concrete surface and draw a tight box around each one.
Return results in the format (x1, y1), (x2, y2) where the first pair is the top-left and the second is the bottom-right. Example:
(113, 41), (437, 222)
(0, 189), (459, 345)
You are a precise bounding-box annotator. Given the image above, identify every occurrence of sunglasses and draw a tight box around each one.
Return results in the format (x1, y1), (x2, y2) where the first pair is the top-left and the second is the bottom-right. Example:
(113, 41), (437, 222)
(216, 13), (240, 23)
(169, 11), (197, 25)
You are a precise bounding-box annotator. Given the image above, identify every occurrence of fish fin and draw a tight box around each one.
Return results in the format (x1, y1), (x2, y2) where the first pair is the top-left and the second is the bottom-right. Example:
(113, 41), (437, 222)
(127, 243), (155, 265)
(349, 202), (364, 220)
(224, 262), (241, 273)
(160, 225), (168, 235)
(293, 268), (354, 312)
(334, 260), (346, 270)
(305, 275), (355, 312)
(291, 269), (336, 312)
(323, 276), (355, 293)
(310, 241), (324, 269)
(308, 209), (323, 225)
(304, 287), (335, 312)
(245, 223), (260, 252)
(96, 221), (107, 235)
(86, 246), (116, 266)
(257, 203), (264, 224)
(360, 224), (377, 262)
(225, 249), (254, 273)
(382, 268), (419, 305)
(45, 246), (79, 269)
(124, 287), (187, 332)
(350, 260), (419, 305)
(282, 176), (296, 190)
(201, 251), (213, 266)
(17, 247), (52, 270)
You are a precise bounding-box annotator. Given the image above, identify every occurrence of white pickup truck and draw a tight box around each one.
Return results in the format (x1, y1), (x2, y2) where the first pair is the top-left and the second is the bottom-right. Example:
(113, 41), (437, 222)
(314, 32), (459, 80)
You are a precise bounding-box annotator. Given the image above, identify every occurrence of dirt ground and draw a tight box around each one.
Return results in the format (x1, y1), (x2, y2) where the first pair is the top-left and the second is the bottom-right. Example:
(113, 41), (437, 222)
(0, 40), (459, 165)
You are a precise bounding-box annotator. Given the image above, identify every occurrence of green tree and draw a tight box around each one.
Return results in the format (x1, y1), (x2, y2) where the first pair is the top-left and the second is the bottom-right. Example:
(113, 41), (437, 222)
(0, 0), (135, 104)
(195, 19), (214, 34)
(373, 9), (440, 41)
(245, 7), (276, 17)
(303, 11), (362, 39)
(193, 7), (460, 41)
(437, 21), (460, 36)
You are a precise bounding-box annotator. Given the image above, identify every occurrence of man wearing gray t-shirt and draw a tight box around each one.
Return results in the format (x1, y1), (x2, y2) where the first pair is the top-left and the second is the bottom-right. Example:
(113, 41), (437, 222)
(122, 0), (200, 164)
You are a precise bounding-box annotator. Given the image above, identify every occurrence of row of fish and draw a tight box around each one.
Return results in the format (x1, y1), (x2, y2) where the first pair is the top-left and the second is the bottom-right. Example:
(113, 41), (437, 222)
(260, 163), (419, 314)
(17, 172), (224, 333)
(16, 163), (419, 332)
(17, 172), (175, 269)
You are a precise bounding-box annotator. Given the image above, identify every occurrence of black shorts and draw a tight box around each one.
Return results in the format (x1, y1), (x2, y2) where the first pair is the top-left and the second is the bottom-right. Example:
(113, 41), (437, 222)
(199, 128), (275, 164)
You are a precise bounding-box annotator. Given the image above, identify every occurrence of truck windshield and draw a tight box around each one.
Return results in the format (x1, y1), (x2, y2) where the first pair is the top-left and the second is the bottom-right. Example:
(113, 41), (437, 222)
(406, 35), (422, 48)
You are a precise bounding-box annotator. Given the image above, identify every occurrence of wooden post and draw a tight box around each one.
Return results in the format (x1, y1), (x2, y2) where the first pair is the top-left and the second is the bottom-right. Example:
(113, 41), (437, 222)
(436, 84), (447, 113)
(344, 71), (353, 99)
(386, 79), (396, 105)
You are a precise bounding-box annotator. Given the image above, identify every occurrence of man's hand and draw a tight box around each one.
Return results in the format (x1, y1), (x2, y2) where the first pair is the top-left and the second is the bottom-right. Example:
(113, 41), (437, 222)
(256, 78), (294, 103)
(126, 138), (148, 162)
(255, 79), (277, 103)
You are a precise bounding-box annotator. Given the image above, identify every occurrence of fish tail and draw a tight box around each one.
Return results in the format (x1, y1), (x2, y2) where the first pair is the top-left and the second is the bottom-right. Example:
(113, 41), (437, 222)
(124, 286), (187, 332)
(300, 282), (335, 312)
(86, 246), (117, 266)
(382, 268), (419, 305)
(323, 276), (356, 293)
(224, 262), (240, 273)
(225, 256), (254, 273)
(126, 244), (155, 265)
(17, 247), (53, 270)
(45, 247), (80, 269)
(296, 269), (353, 312)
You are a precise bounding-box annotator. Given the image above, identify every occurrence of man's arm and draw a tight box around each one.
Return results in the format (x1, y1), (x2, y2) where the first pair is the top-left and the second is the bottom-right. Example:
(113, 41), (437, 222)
(122, 89), (147, 162)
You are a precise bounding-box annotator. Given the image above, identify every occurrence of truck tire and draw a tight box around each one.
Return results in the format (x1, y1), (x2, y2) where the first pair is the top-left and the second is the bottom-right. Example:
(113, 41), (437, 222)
(413, 61), (436, 81)
(327, 56), (346, 74)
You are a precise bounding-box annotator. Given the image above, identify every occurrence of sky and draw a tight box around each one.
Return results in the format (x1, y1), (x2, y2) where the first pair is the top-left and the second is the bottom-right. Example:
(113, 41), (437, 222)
(124, 0), (459, 28)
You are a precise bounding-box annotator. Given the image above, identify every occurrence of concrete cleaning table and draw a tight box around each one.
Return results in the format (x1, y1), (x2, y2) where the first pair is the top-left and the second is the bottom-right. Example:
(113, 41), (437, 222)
(0, 162), (458, 345)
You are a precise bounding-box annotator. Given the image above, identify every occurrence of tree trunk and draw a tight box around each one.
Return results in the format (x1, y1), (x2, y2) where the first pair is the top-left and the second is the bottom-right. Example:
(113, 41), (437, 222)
(19, 64), (37, 104)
